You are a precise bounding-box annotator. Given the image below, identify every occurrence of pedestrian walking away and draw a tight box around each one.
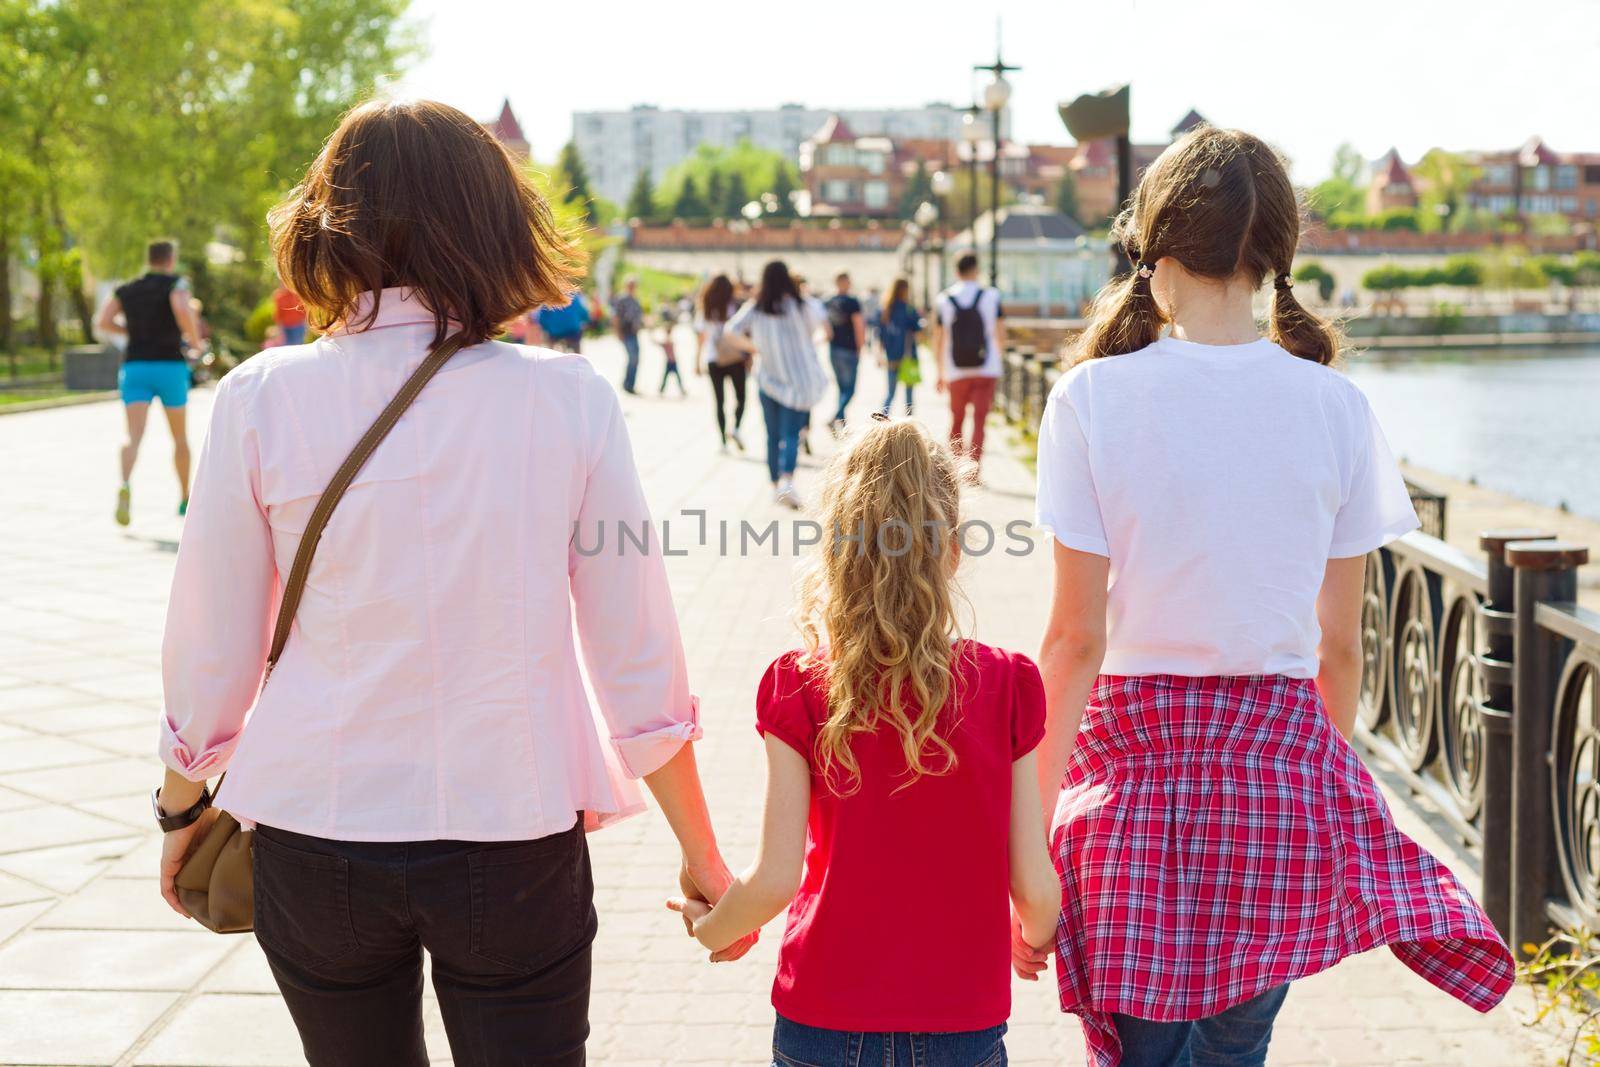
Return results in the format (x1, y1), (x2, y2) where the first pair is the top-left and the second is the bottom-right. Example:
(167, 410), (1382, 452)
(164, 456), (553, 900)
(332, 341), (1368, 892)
(96, 238), (205, 525)
(934, 253), (1004, 474)
(657, 303), (686, 396)
(877, 276), (923, 416)
(726, 260), (828, 509)
(695, 272), (753, 451)
(151, 99), (748, 1067)
(823, 271), (865, 433)
(1023, 125), (1514, 1067)
(613, 276), (646, 393)
(272, 281), (308, 346)
(532, 290), (592, 353)
(667, 419), (1062, 1067)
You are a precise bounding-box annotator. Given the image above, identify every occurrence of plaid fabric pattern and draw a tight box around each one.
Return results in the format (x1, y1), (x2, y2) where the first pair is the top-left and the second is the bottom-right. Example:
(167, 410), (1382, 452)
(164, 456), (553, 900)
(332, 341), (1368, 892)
(1051, 674), (1515, 1067)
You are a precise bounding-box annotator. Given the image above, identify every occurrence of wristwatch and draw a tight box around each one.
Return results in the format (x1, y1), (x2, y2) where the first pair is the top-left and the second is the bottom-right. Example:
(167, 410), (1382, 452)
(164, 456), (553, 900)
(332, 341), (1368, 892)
(151, 784), (212, 832)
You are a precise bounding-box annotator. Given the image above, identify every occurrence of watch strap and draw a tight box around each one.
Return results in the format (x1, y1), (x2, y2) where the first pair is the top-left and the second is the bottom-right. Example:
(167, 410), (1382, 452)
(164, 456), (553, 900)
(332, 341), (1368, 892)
(153, 784), (212, 832)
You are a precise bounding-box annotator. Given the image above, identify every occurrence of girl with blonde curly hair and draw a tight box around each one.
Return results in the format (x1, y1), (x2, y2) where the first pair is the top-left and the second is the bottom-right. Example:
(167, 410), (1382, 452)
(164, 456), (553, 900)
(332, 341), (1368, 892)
(669, 418), (1061, 1066)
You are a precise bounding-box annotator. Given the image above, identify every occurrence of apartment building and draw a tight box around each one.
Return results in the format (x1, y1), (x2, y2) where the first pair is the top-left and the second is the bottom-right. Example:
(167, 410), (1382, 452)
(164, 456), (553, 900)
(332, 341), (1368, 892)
(570, 102), (988, 204)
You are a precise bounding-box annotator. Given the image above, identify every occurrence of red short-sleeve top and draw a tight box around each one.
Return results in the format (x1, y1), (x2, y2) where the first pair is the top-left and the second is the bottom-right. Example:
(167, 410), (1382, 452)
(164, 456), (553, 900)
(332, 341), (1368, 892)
(755, 639), (1046, 1033)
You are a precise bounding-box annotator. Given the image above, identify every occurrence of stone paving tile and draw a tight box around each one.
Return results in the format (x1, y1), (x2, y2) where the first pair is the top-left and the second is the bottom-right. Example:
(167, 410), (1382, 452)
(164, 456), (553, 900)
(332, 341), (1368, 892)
(0, 804), (138, 855)
(0, 929), (235, 990)
(0, 990), (177, 1066)
(0, 337), (1566, 1065)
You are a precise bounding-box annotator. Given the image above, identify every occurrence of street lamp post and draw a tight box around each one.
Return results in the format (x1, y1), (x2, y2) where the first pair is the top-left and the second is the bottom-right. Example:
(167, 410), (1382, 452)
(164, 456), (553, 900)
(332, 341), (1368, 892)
(960, 108), (984, 246)
(975, 47), (1019, 290)
(931, 169), (954, 295)
(914, 199), (940, 309)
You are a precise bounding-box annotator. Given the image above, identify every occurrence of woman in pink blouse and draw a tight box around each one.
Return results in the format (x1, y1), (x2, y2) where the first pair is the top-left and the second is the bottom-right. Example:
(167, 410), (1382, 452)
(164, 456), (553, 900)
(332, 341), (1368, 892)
(151, 100), (743, 1066)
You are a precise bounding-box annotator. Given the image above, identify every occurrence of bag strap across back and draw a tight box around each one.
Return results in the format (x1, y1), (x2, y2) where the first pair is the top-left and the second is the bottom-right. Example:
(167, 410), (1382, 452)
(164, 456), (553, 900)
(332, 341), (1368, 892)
(264, 333), (467, 677)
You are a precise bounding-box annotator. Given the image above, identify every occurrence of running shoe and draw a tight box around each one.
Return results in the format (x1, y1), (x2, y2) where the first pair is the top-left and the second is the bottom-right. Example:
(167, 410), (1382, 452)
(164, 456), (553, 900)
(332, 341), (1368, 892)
(178, 498), (189, 517)
(114, 486), (130, 527)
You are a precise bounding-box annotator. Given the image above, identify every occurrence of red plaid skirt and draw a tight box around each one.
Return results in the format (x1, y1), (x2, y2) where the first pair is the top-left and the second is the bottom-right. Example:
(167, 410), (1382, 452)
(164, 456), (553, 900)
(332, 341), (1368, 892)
(1051, 675), (1515, 1067)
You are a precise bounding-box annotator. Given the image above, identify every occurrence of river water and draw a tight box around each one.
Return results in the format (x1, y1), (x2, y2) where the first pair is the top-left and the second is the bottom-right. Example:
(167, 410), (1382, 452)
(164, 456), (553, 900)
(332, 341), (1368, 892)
(1344, 346), (1600, 520)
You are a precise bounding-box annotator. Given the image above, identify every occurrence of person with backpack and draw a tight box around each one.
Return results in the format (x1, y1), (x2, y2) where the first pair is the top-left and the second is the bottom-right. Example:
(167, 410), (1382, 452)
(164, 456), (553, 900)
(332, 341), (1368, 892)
(934, 252), (1005, 474)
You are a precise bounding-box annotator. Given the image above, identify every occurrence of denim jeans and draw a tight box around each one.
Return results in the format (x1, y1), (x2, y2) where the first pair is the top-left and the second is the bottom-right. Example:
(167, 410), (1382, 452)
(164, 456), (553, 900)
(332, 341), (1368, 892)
(759, 391), (807, 482)
(620, 334), (641, 392)
(828, 344), (860, 423)
(882, 360), (913, 415)
(773, 1015), (1006, 1067)
(252, 818), (595, 1067)
(1112, 984), (1289, 1067)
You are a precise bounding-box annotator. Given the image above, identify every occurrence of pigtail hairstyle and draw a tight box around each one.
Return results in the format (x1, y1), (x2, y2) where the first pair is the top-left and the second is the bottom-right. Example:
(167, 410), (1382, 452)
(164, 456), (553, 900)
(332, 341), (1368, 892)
(1071, 206), (1167, 363)
(1071, 125), (1343, 366)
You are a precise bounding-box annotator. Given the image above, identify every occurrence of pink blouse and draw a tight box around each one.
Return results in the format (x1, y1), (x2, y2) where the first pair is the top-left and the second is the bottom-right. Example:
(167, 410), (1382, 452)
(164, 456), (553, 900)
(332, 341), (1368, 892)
(159, 289), (701, 840)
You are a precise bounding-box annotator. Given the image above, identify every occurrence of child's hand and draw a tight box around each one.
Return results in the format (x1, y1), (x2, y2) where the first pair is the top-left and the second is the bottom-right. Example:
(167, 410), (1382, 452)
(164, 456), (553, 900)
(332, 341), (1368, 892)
(1011, 915), (1051, 981)
(666, 895), (711, 927)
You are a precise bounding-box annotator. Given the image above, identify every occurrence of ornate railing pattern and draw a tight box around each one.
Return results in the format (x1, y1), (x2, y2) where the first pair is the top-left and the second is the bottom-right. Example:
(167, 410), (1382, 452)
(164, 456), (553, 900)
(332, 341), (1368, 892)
(996, 347), (1595, 958)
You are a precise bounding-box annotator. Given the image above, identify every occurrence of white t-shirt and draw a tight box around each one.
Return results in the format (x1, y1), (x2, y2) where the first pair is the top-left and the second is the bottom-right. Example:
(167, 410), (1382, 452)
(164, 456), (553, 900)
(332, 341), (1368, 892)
(936, 281), (1003, 380)
(1035, 336), (1419, 679)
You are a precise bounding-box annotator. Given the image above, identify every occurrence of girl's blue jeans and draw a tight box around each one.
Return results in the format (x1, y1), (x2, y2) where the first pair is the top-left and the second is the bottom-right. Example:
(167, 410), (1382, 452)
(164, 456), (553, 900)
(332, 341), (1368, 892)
(773, 1014), (1006, 1067)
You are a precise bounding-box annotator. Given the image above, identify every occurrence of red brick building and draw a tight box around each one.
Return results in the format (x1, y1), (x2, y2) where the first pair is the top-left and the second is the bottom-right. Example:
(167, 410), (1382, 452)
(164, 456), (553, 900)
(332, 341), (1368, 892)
(1365, 137), (1600, 224)
(1366, 149), (1418, 214)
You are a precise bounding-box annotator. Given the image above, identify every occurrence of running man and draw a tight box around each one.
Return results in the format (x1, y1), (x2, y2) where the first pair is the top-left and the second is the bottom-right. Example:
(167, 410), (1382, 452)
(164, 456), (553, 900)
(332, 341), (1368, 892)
(96, 239), (203, 525)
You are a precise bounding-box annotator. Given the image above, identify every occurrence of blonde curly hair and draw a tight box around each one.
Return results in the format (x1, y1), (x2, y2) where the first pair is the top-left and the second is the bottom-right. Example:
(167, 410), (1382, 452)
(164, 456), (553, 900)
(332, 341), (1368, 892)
(795, 419), (970, 795)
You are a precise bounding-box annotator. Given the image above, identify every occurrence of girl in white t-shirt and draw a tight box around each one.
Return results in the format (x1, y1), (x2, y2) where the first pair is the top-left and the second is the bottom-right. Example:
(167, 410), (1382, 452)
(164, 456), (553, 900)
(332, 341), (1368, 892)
(1022, 125), (1513, 1067)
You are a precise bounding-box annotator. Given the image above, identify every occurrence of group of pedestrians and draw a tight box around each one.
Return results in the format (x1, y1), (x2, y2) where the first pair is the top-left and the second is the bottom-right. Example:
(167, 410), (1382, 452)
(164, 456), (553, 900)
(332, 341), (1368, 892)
(146, 99), (1517, 1067)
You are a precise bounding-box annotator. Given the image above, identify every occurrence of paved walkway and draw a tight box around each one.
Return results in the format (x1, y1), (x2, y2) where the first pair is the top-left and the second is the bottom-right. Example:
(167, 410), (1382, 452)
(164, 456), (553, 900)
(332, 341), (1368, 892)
(0, 334), (1556, 1065)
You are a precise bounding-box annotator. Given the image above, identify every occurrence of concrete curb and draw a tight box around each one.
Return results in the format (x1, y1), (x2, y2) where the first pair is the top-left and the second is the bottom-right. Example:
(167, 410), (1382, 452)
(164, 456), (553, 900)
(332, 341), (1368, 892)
(0, 391), (118, 415)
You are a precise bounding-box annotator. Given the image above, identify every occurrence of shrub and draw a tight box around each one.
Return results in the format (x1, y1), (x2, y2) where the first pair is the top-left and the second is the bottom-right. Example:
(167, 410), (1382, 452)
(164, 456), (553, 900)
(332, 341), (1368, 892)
(1292, 261), (1336, 302)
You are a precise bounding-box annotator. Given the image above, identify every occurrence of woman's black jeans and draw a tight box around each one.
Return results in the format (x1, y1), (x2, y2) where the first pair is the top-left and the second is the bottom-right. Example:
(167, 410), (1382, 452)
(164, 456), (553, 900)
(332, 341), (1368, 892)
(252, 816), (596, 1067)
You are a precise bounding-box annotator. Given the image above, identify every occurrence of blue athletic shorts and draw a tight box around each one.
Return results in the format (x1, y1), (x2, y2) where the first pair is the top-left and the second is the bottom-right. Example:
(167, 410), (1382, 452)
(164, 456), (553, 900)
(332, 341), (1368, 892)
(119, 360), (190, 408)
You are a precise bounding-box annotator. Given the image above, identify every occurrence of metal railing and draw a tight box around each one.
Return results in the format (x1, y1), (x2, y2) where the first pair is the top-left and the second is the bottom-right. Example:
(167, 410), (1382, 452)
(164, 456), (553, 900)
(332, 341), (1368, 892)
(997, 346), (1596, 956)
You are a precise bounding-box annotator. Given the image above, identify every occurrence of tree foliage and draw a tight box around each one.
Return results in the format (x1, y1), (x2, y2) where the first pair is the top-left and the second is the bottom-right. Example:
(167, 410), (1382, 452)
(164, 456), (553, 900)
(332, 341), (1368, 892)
(555, 140), (596, 224)
(0, 0), (416, 351)
(1412, 149), (1480, 234)
(625, 169), (655, 221)
(1307, 141), (1367, 220)
(1053, 170), (1080, 224)
(654, 141), (800, 220)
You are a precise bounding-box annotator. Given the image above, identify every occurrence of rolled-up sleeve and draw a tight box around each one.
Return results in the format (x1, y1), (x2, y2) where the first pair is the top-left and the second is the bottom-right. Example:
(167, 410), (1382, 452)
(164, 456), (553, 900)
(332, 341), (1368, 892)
(159, 370), (278, 780)
(569, 378), (701, 779)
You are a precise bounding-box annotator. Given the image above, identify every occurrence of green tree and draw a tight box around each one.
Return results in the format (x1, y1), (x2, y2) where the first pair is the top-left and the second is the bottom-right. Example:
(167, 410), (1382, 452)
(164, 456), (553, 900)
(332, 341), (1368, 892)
(769, 166), (798, 217)
(721, 170), (749, 220)
(0, 0), (416, 352)
(672, 174), (707, 220)
(705, 170), (725, 218)
(1053, 170), (1080, 223)
(625, 169), (656, 222)
(555, 141), (595, 224)
(655, 140), (799, 219)
(897, 160), (933, 220)
(1412, 149), (1479, 234)
(1292, 261), (1336, 303)
(1309, 142), (1367, 220)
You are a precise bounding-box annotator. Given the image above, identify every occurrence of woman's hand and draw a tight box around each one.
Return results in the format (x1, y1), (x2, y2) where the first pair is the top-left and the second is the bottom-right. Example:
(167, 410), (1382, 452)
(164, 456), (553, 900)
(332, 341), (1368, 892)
(158, 805), (220, 918)
(680, 855), (758, 962)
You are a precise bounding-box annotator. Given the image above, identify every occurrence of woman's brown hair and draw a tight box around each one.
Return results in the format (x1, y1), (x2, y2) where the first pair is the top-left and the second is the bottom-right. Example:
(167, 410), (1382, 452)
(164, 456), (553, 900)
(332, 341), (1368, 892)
(698, 273), (735, 324)
(1072, 125), (1339, 366)
(269, 98), (585, 347)
(882, 276), (910, 319)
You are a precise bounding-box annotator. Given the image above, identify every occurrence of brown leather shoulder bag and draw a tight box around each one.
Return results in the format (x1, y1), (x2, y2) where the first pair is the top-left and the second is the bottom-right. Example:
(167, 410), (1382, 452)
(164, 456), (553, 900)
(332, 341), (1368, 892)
(174, 333), (467, 932)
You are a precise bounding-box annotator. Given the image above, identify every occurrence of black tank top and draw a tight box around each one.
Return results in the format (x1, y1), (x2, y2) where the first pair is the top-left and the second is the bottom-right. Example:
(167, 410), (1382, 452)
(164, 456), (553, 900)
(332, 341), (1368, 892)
(116, 273), (184, 361)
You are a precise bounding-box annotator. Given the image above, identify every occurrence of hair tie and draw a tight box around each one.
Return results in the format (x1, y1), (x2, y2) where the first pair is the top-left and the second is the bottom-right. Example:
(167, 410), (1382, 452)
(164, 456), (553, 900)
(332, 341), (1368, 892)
(1136, 261), (1156, 280)
(1274, 273), (1294, 291)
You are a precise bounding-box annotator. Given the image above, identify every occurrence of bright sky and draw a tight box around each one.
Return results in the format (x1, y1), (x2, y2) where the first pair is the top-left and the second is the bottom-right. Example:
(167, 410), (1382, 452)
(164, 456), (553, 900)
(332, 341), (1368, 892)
(395, 0), (1600, 182)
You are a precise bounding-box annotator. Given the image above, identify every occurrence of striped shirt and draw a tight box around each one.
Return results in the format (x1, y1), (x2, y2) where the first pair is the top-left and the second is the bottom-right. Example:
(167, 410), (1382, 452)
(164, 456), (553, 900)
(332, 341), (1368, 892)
(728, 296), (828, 411)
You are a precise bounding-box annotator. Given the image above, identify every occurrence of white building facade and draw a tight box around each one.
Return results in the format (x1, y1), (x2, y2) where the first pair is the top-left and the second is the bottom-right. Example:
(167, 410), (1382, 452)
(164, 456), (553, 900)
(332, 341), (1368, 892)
(573, 103), (1004, 204)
